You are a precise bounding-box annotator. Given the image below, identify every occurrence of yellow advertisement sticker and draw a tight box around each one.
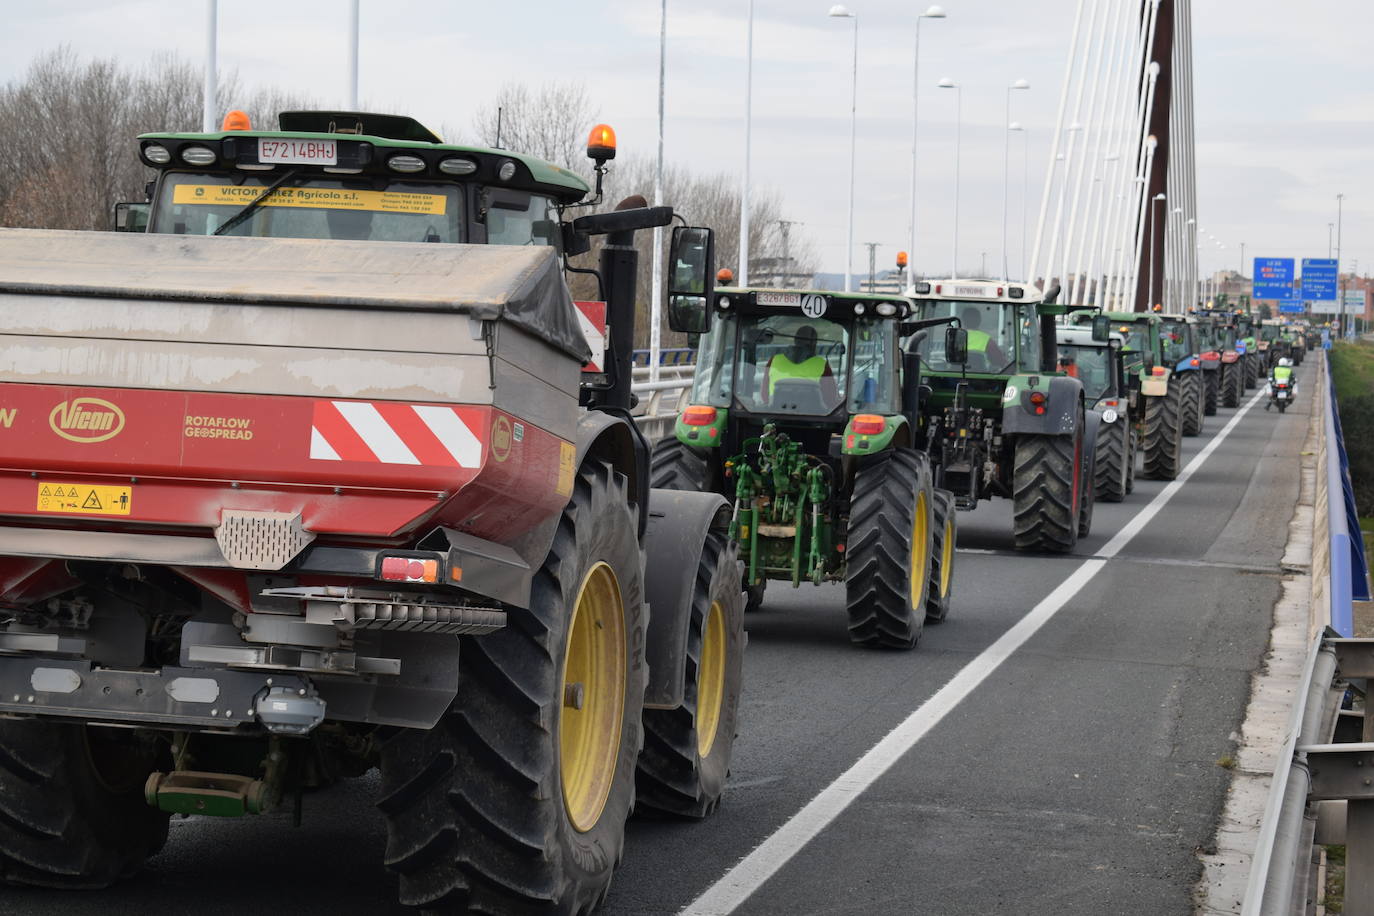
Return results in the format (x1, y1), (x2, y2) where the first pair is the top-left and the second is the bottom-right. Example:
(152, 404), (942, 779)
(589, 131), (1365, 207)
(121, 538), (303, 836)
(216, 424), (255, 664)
(556, 442), (576, 498)
(172, 184), (447, 215)
(37, 482), (132, 516)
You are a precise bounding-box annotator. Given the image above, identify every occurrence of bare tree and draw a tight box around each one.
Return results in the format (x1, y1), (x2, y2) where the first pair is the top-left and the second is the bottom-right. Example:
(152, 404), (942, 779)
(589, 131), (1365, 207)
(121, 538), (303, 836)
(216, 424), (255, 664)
(474, 82), (597, 176)
(0, 48), (316, 230)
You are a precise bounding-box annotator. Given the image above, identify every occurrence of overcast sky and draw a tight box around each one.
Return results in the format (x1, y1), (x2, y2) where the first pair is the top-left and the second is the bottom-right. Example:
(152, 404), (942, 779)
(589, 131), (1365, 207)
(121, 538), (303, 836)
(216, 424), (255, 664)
(1, 0), (1370, 283)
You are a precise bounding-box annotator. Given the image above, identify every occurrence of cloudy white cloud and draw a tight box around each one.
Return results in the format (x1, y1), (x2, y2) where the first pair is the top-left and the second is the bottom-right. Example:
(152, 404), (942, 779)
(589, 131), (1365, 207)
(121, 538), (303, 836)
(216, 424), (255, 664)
(0, 0), (1369, 280)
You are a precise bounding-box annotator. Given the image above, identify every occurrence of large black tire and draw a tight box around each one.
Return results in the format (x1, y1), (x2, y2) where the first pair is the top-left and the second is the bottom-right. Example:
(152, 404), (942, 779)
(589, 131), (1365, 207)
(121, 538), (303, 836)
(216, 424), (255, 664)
(1244, 354), (1260, 390)
(1179, 371), (1203, 437)
(1011, 428), (1082, 554)
(924, 489), (957, 624)
(1203, 370), (1219, 416)
(1125, 425), (1137, 494)
(1077, 448), (1095, 539)
(637, 530), (745, 818)
(1142, 380), (1183, 481)
(0, 721), (168, 889)
(379, 460), (646, 914)
(845, 449), (934, 649)
(1093, 417), (1129, 503)
(1220, 362), (1242, 408)
(650, 438), (711, 491)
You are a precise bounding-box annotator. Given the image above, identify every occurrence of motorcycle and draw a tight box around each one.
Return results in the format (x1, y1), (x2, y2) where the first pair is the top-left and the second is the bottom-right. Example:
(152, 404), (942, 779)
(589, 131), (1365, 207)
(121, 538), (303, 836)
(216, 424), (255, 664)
(1264, 377), (1294, 413)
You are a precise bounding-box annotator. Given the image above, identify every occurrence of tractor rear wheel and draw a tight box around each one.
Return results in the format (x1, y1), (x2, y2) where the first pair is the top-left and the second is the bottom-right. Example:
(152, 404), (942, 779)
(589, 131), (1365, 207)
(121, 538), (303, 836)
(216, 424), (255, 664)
(1125, 425), (1138, 494)
(637, 528), (743, 819)
(845, 449), (934, 649)
(1203, 370), (1219, 416)
(1142, 379), (1183, 480)
(1077, 449), (1095, 538)
(1180, 371), (1202, 437)
(924, 489), (957, 624)
(650, 438), (712, 491)
(1220, 362), (1242, 408)
(1093, 417), (1129, 503)
(0, 722), (168, 889)
(1011, 425), (1082, 554)
(379, 460), (646, 915)
(1244, 354), (1260, 390)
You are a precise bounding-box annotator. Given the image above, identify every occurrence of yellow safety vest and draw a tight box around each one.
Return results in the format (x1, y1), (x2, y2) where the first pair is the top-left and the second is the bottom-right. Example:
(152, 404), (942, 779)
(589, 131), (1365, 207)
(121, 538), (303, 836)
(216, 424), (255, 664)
(769, 354), (828, 396)
(1273, 366), (1293, 384)
(966, 329), (992, 353)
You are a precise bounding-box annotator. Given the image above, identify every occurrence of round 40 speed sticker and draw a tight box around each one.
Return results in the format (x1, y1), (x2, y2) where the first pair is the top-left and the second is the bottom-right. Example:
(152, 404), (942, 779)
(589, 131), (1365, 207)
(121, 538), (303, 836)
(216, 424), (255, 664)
(801, 294), (828, 318)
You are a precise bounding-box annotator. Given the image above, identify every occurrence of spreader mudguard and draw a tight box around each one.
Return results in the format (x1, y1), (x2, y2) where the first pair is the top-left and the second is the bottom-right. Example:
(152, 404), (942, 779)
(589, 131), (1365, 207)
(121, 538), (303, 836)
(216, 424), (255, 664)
(1001, 375), (1085, 437)
(641, 487), (732, 709)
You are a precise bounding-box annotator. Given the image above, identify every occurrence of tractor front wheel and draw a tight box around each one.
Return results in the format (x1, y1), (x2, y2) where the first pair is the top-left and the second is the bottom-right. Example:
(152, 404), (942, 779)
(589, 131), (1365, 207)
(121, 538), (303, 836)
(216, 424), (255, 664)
(1011, 425), (1082, 553)
(924, 489), (957, 624)
(845, 449), (934, 649)
(638, 529), (745, 819)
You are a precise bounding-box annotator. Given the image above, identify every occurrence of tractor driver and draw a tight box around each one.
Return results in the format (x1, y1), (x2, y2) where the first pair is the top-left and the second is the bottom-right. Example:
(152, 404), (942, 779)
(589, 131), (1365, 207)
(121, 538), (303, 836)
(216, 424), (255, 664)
(959, 306), (1008, 369)
(762, 324), (839, 408)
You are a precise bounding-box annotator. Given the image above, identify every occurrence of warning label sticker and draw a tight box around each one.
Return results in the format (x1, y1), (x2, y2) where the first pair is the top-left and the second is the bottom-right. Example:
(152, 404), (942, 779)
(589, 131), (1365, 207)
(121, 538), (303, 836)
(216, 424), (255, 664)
(37, 482), (132, 516)
(171, 184), (447, 215)
(556, 442), (576, 498)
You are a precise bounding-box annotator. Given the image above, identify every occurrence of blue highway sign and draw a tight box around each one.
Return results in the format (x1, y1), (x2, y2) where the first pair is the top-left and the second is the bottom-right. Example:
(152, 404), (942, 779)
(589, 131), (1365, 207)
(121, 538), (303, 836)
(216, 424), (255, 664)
(1253, 257), (1299, 300)
(1300, 258), (1338, 301)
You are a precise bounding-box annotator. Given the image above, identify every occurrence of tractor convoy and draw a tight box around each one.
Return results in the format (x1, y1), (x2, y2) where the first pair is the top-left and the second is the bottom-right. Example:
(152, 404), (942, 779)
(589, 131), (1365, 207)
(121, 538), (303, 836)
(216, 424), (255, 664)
(0, 105), (1308, 914)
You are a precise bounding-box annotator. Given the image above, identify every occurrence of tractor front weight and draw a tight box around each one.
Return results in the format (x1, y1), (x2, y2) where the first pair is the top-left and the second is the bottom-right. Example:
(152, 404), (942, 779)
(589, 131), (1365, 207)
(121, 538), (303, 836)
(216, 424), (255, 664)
(725, 424), (837, 590)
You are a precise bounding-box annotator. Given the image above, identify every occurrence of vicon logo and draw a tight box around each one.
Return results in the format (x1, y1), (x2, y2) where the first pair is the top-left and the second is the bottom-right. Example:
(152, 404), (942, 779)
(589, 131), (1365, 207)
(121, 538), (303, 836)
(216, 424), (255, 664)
(49, 398), (125, 443)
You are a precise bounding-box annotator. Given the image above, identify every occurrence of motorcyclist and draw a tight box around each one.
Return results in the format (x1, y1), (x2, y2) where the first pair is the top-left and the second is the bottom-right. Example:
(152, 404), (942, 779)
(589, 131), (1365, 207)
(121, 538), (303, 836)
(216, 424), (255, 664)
(1264, 357), (1295, 411)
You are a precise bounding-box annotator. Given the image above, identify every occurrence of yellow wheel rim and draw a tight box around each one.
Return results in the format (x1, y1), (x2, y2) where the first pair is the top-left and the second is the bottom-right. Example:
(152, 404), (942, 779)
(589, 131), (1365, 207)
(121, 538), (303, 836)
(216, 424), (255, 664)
(559, 561), (627, 833)
(696, 601), (726, 758)
(909, 489), (930, 609)
(939, 514), (954, 598)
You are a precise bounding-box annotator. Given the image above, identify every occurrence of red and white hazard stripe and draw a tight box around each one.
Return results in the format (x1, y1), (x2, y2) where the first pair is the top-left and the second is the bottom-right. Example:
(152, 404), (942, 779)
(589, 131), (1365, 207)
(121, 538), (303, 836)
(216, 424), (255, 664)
(310, 401), (482, 467)
(574, 300), (607, 373)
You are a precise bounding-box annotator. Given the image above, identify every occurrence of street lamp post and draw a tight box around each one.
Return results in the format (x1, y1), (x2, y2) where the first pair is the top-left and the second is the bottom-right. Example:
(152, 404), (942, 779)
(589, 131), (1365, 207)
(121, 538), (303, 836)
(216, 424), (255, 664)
(1337, 193), (1346, 337)
(1013, 123), (1028, 280)
(939, 77), (961, 277)
(1147, 192), (1165, 310)
(907, 5), (946, 286)
(738, 0), (754, 286)
(828, 5), (859, 292)
(1001, 78), (1029, 281)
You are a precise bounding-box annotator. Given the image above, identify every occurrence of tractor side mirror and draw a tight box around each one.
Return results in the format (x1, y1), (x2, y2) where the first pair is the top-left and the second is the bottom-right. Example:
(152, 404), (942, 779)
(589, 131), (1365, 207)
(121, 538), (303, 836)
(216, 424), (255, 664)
(667, 225), (714, 334)
(113, 202), (149, 232)
(945, 327), (969, 365)
(1091, 314), (1111, 342)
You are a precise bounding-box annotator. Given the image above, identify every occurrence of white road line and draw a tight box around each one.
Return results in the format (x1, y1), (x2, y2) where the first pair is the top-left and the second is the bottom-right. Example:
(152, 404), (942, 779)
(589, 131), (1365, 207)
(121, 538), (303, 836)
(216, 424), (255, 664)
(681, 389), (1267, 916)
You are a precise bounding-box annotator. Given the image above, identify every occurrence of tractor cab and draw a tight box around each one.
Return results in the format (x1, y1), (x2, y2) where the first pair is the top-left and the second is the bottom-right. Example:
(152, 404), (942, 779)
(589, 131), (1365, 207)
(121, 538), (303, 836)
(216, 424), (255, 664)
(677, 288), (916, 460)
(1055, 326), (1129, 412)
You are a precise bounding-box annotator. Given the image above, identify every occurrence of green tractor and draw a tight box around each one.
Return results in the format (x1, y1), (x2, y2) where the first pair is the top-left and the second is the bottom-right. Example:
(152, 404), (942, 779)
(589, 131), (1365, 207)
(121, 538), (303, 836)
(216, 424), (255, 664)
(906, 279), (1098, 553)
(653, 283), (958, 649)
(1056, 325), (1136, 501)
(1235, 312), (1264, 390)
(1072, 311), (1190, 480)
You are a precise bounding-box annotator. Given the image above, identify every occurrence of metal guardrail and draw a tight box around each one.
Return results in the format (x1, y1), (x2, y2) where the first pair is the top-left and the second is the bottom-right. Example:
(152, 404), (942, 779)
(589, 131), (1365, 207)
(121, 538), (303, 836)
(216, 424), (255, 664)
(1244, 350), (1374, 916)
(630, 364), (693, 442)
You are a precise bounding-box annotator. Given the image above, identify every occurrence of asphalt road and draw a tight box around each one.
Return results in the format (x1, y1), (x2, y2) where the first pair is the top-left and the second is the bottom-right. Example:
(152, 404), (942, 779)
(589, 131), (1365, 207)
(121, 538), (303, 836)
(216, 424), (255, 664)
(0, 381), (1308, 916)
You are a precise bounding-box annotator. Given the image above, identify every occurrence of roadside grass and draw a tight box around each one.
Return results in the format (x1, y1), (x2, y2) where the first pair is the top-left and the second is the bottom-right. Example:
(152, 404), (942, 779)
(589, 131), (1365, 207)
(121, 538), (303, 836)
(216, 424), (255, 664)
(1331, 343), (1374, 638)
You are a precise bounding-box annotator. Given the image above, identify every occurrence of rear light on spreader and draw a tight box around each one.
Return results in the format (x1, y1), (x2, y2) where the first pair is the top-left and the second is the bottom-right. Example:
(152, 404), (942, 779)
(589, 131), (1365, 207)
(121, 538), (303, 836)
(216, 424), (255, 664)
(851, 414), (886, 434)
(682, 406), (718, 426)
(381, 557), (438, 583)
